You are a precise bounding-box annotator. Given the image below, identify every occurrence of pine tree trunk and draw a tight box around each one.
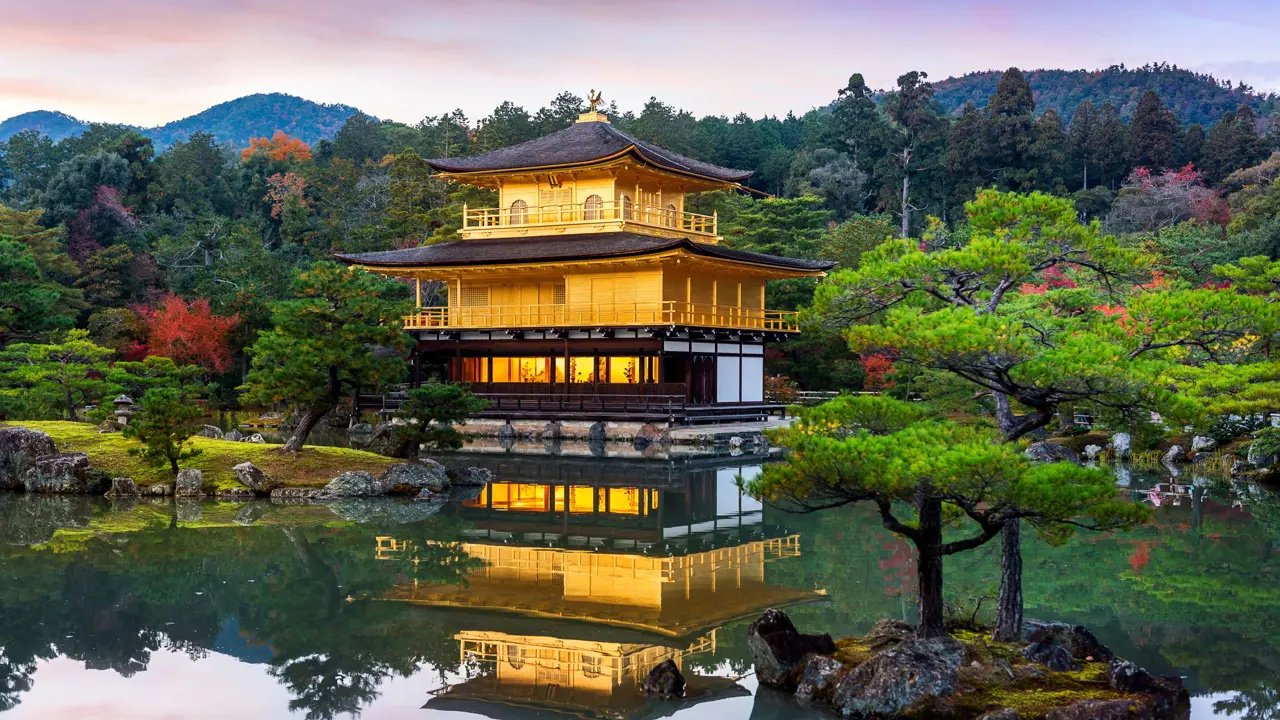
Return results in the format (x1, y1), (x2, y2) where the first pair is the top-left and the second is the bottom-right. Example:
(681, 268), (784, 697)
(901, 173), (911, 239)
(915, 494), (946, 639)
(283, 405), (329, 453)
(992, 518), (1024, 642)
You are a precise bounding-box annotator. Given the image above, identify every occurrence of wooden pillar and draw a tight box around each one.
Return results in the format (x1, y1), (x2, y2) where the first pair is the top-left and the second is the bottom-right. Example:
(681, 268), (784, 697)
(415, 278), (422, 308)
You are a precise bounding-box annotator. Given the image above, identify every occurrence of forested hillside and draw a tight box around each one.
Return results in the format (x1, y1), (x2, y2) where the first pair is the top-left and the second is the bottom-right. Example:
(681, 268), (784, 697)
(0, 111), (88, 143)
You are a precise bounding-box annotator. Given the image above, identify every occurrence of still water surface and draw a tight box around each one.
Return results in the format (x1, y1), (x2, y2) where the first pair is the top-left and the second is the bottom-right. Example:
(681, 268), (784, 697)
(0, 453), (1277, 719)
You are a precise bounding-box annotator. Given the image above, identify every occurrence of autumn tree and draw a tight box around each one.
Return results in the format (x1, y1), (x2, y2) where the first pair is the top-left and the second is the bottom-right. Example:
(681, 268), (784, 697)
(241, 131), (312, 163)
(1106, 165), (1228, 233)
(748, 395), (1149, 639)
(134, 294), (239, 376)
(241, 262), (409, 452)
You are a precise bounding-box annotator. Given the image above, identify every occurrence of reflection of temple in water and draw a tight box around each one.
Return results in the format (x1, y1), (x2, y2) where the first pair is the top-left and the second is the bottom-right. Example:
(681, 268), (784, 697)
(378, 456), (821, 718)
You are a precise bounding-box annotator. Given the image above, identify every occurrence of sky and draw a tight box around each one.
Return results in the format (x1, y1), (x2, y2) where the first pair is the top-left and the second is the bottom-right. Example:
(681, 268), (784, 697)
(3, 0), (1280, 127)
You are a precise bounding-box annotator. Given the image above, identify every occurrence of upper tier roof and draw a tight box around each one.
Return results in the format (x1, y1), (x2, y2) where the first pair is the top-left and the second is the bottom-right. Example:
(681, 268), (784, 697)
(336, 232), (833, 272)
(426, 121), (752, 183)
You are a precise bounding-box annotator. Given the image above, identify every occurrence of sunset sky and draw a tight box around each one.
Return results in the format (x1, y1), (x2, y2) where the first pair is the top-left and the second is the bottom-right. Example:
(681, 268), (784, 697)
(2, 0), (1280, 126)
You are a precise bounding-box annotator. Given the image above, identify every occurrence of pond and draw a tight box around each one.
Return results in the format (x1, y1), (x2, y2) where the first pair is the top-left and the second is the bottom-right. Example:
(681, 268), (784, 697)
(0, 454), (1277, 719)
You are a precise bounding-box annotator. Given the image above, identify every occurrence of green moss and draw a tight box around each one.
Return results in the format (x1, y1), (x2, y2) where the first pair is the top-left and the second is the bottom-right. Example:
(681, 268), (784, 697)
(4, 421), (397, 491)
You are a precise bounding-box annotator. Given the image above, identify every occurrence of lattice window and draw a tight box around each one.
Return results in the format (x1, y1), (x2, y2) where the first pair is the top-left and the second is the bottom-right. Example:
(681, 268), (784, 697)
(553, 284), (566, 305)
(539, 188), (572, 206)
(460, 286), (490, 307)
(583, 194), (603, 220)
(508, 199), (528, 225)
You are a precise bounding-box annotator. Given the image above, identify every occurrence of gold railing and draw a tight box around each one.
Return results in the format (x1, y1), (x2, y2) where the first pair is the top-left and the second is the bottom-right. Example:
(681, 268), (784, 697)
(463, 200), (717, 236)
(403, 301), (799, 332)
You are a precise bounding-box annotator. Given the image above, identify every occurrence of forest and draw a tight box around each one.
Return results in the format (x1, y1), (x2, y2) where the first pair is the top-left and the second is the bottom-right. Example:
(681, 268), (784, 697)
(5, 64), (1280, 418)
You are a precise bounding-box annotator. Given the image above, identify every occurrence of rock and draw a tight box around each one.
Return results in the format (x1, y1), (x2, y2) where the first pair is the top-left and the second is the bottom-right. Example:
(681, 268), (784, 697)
(320, 471), (384, 498)
(729, 435), (744, 448)
(640, 659), (685, 699)
(1023, 621), (1114, 661)
(215, 487), (254, 499)
(1083, 444), (1103, 461)
(270, 487), (324, 500)
(105, 477), (138, 497)
(232, 462), (279, 494)
(830, 637), (966, 718)
(1107, 658), (1190, 717)
(1024, 442), (1080, 464)
(496, 422), (516, 442)
(0, 495), (94, 545)
(0, 427), (57, 490)
(1046, 699), (1153, 720)
(95, 418), (120, 433)
(746, 609), (837, 689)
(22, 453), (96, 494)
(1231, 458), (1249, 477)
(1021, 641), (1078, 671)
(196, 425), (223, 440)
(540, 421), (562, 441)
(1248, 440), (1276, 468)
(174, 469), (203, 497)
(1161, 445), (1186, 465)
(141, 483), (171, 496)
(175, 499), (202, 523)
(379, 460), (448, 495)
(633, 423), (668, 451)
(348, 423), (374, 435)
(224, 429), (244, 442)
(588, 422), (607, 443)
(795, 655), (845, 705)
(1110, 432), (1132, 459)
(413, 488), (440, 502)
(1191, 435), (1216, 452)
(448, 466), (493, 487)
(234, 503), (271, 526)
(979, 711), (1020, 720)
(324, 497), (445, 524)
(865, 618), (915, 645)
(244, 433), (265, 444)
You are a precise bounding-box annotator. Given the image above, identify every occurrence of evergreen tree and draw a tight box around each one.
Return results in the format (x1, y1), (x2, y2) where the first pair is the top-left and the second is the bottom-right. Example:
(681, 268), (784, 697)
(1177, 123), (1206, 169)
(830, 73), (889, 188)
(1030, 109), (1070, 194)
(1068, 101), (1098, 190)
(879, 71), (948, 236)
(1090, 103), (1130, 189)
(1201, 105), (1265, 184)
(475, 101), (537, 152)
(1128, 91), (1178, 172)
(945, 103), (988, 217)
(332, 112), (390, 166)
(0, 239), (69, 345)
(123, 386), (204, 475)
(984, 67), (1037, 191)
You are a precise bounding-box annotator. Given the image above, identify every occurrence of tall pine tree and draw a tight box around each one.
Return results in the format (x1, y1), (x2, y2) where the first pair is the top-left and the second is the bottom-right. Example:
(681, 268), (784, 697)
(1128, 91), (1178, 172)
(1090, 103), (1130, 189)
(1068, 101), (1098, 190)
(983, 68), (1036, 192)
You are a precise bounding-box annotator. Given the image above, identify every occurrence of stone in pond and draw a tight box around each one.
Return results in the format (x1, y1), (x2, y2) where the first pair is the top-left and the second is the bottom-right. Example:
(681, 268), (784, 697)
(830, 636), (966, 718)
(175, 469), (203, 497)
(747, 609), (837, 690)
(23, 453), (96, 494)
(640, 659), (685, 698)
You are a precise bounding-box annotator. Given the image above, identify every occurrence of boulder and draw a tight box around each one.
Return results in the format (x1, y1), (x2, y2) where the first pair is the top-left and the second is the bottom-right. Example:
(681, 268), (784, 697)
(414, 488), (439, 503)
(865, 618), (915, 644)
(1024, 442), (1080, 464)
(348, 422), (374, 435)
(540, 421), (562, 441)
(379, 460), (448, 495)
(588, 422), (607, 443)
(795, 655), (845, 705)
(0, 495), (94, 546)
(640, 659), (686, 699)
(1190, 435), (1216, 453)
(1248, 440), (1276, 468)
(633, 423), (668, 451)
(23, 453), (96, 494)
(1107, 658), (1190, 717)
(234, 503), (271, 526)
(105, 477), (138, 497)
(270, 487), (324, 500)
(195, 425), (223, 440)
(0, 427), (57, 490)
(95, 418), (120, 433)
(224, 429), (244, 442)
(216, 487), (254, 499)
(1021, 641), (1078, 671)
(175, 499), (202, 523)
(1161, 445), (1186, 465)
(830, 637), (966, 718)
(174, 469), (203, 497)
(496, 422), (517, 442)
(1046, 700), (1153, 720)
(320, 471), (384, 498)
(232, 462), (280, 494)
(1082, 444), (1103, 461)
(324, 497), (445, 524)
(1110, 432), (1132, 459)
(141, 483), (171, 496)
(244, 433), (266, 444)
(979, 711), (1020, 720)
(448, 466), (493, 487)
(747, 609), (837, 690)
(1023, 620), (1114, 661)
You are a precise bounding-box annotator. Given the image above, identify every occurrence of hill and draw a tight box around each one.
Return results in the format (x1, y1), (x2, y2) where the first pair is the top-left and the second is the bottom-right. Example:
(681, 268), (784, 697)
(931, 63), (1280, 126)
(0, 110), (89, 143)
(0, 93), (360, 149)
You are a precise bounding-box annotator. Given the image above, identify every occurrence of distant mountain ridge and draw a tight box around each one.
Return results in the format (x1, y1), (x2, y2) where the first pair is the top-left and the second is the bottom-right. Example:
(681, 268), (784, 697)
(0, 93), (361, 149)
(930, 64), (1280, 126)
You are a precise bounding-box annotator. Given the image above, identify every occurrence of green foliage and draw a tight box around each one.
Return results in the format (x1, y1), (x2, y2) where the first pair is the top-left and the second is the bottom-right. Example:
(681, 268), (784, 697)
(122, 387), (204, 474)
(391, 382), (489, 457)
(0, 329), (113, 420)
(0, 238), (70, 344)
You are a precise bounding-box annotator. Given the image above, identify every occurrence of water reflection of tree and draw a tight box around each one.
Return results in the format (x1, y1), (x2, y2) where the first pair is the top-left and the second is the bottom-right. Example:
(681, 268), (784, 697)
(0, 504), (479, 718)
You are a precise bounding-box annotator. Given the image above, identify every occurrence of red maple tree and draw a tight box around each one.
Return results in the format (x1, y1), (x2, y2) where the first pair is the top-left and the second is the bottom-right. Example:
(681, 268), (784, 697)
(241, 130), (312, 162)
(134, 294), (240, 375)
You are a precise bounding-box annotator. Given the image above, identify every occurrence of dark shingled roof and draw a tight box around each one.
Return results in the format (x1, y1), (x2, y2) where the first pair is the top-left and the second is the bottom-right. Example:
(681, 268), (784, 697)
(336, 233), (833, 272)
(426, 121), (753, 183)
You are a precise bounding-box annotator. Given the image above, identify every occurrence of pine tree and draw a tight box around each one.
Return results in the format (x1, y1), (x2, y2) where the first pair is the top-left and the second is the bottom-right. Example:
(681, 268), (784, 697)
(1030, 109), (1070, 194)
(1202, 105), (1265, 184)
(1177, 124), (1206, 169)
(1090, 103), (1130, 189)
(1128, 91), (1178, 172)
(1068, 101), (1098, 190)
(984, 68), (1036, 191)
(945, 103), (988, 215)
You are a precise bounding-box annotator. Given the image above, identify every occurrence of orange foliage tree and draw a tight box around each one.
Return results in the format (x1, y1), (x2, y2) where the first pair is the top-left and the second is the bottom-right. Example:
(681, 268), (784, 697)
(134, 294), (240, 375)
(241, 131), (312, 162)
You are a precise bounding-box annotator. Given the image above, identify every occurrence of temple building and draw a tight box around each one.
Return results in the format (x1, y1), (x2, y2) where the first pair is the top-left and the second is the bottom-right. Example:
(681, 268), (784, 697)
(337, 97), (833, 423)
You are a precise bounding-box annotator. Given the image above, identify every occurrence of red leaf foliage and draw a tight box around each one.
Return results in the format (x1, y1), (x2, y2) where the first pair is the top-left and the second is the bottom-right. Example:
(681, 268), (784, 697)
(133, 294), (240, 374)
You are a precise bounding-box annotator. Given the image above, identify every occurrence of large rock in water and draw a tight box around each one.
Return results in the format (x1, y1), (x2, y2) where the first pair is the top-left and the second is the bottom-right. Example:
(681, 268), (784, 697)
(1022, 641), (1078, 671)
(830, 637), (966, 719)
(23, 453), (96, 493)
(1024, 442), (1079, 463)
(747, 609), (837, 690)
(640, 659), (686, 698)
(448, 466), (493, 487)
(174, 469), (203, 497)
(1107, 659), (1190, 718)
(0, 427), (57, 490)
(0, 495), (94, 545)
(1023, 620), (1114, 661)
(795, 655), (846, 705)
(106, 477), (138, 497)
(379, 460), (448, 494)
(1110, 432), (1132, 459)
(232, 462), (279, 493)
(321, 471), (384, 498)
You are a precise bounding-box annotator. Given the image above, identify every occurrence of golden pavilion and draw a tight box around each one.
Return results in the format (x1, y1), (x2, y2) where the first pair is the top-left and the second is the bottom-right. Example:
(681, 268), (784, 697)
(338, 97), (832, 423)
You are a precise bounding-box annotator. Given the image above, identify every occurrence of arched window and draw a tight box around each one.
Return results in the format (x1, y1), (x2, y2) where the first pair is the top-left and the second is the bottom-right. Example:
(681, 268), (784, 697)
(583, 194), (603, 221)
(506, 645), (527, 670)
(508, 199), (528, 225)
(665, 203), (678, 227)
(620, 194), (633, 221)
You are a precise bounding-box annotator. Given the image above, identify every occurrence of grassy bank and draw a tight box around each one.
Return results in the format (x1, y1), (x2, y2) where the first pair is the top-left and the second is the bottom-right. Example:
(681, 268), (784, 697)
(4, 421), (398, 491)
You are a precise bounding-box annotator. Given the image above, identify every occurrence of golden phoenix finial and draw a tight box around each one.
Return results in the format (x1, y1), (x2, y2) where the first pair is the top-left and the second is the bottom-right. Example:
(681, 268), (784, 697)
(588, 89), (603, 113)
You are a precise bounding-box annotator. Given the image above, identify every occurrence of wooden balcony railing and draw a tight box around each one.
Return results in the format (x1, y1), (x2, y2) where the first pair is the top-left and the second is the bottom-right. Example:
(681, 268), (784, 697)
(463, 200), (717, 236)
(403, 301), (799, 332)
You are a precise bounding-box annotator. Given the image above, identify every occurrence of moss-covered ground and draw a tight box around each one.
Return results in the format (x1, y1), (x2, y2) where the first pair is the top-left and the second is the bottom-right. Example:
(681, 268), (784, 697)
(4, 421), (398, 491)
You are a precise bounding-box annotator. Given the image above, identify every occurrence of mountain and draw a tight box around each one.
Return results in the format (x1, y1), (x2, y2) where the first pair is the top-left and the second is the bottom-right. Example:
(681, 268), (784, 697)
(0, 110), (89, 143)
(0, 93), (360, 149)
(930, 64), (1280, 126)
